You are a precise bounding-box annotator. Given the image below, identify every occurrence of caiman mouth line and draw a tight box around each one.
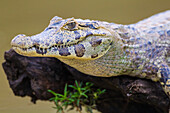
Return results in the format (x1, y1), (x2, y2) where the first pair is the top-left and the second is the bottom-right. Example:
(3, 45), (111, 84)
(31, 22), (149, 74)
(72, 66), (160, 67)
(12, 34), (107, 55)
(12, 40), (80, 55)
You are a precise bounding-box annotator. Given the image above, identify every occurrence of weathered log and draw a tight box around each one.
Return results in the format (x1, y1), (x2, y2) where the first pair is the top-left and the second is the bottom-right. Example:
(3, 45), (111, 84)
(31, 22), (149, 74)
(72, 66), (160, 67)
(2, 49), (170, 113)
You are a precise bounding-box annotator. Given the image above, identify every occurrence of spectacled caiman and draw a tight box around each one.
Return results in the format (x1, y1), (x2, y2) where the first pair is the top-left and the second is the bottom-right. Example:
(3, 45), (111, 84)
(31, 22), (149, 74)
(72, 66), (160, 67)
(11, 10), (170, 97)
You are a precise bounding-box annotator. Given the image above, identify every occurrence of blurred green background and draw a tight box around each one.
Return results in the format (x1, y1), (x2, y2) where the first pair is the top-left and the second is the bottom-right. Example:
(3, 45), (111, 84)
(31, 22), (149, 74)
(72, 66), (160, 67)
(0, 0), (169, 113)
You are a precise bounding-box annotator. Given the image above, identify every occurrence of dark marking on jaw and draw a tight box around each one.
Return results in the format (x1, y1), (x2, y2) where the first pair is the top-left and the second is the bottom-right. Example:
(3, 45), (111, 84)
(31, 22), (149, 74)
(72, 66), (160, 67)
(36, 48), (47, 55)
(74, 44), (86, 57)
(90, 39), (102, 47)
(59, 48), (71, 56)
(43, 49), (47, 55)
(36, 49), (42, 54)
(56, 40), (63, 44)
(91, 54), (98, 58)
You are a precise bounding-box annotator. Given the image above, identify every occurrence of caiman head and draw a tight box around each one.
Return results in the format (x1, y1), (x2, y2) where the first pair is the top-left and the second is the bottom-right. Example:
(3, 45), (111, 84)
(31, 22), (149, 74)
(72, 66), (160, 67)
(11, 16), (114, 60)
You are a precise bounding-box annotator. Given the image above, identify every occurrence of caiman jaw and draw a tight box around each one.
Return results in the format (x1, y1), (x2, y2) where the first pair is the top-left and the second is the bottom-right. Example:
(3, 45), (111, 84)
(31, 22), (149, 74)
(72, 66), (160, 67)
(11, 33), (112, 60)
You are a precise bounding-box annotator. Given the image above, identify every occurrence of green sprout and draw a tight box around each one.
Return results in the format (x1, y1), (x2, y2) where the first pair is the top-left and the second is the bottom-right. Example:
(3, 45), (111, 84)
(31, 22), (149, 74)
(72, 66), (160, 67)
(48, 81), (106, 113)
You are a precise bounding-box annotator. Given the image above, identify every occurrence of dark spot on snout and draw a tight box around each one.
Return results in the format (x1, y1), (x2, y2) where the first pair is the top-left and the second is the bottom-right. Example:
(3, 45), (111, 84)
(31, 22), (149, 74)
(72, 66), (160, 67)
(91, 54), (98, 58)
(59, 48), (71, 56)
(74, 44), (86, 57)
(45, 27), (53, 31)
(90, 39), (102, 47)
(75, 35), (81, 40)
(75, 32), (93, 40)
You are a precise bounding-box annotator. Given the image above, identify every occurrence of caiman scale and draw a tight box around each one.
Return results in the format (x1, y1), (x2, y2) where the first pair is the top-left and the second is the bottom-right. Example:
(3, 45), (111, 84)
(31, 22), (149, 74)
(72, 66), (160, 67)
(11, 11), (170, 97)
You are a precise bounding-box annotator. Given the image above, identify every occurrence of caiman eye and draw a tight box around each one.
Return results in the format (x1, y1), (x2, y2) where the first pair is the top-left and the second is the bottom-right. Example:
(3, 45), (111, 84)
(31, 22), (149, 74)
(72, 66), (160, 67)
(64, 21), (78, 30)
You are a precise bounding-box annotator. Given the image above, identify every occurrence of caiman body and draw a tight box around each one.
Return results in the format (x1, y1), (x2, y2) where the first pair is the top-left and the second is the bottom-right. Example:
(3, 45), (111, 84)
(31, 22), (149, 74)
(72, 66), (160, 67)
(11, 11), (170, 97)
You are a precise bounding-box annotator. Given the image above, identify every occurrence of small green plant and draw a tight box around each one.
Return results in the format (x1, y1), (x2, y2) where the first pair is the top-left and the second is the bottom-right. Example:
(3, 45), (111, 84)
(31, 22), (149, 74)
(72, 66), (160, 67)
(48, 81), (106, 113)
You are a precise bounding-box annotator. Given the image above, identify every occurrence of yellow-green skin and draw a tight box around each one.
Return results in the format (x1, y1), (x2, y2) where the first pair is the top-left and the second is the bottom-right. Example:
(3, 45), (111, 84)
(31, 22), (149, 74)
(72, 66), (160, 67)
(11, 11), (170, 97)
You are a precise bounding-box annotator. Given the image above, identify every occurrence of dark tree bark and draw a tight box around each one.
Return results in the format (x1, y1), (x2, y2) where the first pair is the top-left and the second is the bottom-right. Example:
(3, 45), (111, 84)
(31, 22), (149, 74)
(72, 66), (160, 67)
(2, 49), (170, 113)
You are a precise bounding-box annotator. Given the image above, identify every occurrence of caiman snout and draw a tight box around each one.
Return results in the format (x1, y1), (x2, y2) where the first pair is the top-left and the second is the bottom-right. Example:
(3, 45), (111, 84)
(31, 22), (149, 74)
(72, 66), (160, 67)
(11, 34), (32, 48)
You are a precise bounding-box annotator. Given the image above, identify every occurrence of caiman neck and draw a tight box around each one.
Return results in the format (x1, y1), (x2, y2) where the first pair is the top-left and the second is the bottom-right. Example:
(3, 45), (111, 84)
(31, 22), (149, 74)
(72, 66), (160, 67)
(58, 40), (129, 77)
(58, 24), (164, 81)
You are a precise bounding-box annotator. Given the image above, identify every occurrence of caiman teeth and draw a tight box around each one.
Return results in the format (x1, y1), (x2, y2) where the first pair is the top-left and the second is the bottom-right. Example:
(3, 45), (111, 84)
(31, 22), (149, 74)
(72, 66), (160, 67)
(12, 42), (77, 55)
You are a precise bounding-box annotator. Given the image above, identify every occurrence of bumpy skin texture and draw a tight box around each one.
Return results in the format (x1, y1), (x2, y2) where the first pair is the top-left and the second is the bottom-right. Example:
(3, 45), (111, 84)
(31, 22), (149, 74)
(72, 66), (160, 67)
(11, 10), (170, 97)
